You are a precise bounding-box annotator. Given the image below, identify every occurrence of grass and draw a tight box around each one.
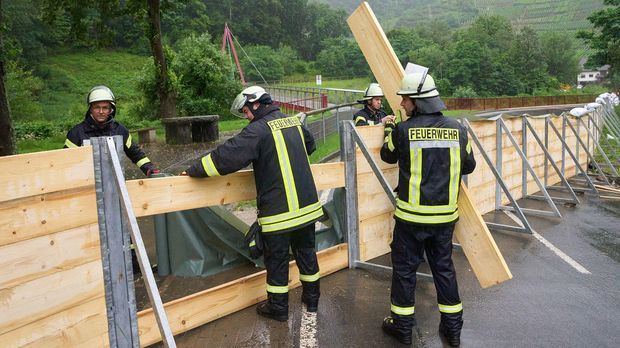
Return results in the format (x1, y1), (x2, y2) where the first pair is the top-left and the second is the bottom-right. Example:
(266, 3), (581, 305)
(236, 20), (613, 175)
(309, 132), (340, 163)
(17, 134), (66, 154)
(276, 77), (371, 91)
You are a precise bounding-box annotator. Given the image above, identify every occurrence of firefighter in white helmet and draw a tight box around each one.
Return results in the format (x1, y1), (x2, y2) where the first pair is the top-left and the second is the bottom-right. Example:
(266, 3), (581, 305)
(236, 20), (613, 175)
(380, 72), (476, 347)
(353, 83), (395, 126)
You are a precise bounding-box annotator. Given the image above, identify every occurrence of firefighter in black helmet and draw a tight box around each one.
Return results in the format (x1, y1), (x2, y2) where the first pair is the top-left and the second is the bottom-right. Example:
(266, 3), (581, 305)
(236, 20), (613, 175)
(184, 86), (322, 321)
(380, 72), (476, 347)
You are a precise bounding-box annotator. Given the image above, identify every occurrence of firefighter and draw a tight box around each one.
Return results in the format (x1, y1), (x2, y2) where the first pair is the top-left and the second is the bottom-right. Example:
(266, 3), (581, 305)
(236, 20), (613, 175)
(379, 72), (476, 346)
(183, 86), (322, 321)
(64, 85), (160, 177)
(353, 83), (395, 126)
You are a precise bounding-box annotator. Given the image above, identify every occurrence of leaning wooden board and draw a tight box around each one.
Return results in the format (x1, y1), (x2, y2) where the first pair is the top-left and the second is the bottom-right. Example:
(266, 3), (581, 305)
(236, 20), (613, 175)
(347, 1), (512, 288)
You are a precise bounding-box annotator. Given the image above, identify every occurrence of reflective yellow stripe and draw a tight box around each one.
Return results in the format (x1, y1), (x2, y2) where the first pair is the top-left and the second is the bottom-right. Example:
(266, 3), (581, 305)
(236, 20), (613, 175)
(136, 157), (151, 168)
(272, 130), (299, 211)
(259, 201), (322, 225)
(408, 147), (422, 206)
(266, 284), (289, 294)
(260, 206), (324, 232)
(438, 303), (463, 313)
(297, 126), (310, 157)
(385, 132), (395, 152)
(395, 208), (459, 224)
(201, 154), (221, 177)
(64, 139), (78, 148)
(449, 146), (461, 206)
(355, 116), (366, 124)
(396, 199), (457, 214)
(249, 240), (256, 247)
(391, 303), (415, 316)
(299, 272), (320, 282)
(126, 134), (132, 148)
(466, 139), (472, 154)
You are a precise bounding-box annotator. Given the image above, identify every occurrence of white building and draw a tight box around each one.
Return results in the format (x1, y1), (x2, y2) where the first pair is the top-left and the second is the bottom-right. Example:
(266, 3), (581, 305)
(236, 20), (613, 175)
(577, 64), (610, 88)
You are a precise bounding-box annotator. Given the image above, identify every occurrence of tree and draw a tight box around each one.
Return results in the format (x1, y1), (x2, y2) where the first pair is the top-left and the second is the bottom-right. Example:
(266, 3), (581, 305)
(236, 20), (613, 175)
(0, 0), (16, 156)
(146, 0), (176, 119)
(541, 32), (580, 84)
(577, 0), (620, 88)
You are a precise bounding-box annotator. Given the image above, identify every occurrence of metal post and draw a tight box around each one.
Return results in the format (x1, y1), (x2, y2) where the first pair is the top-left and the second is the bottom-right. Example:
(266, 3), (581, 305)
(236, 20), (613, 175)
(561, 116), (566, 175)
(495, 118), (502, 210)
(588, 114), (620, 164)
(521, 116), (528, 199)
(341, 121), (359, 269)
(92, 136), (140, 348)
(544, 117), (549, 187)
(576, 116), (619, 176)
(105, 138), (177, 348)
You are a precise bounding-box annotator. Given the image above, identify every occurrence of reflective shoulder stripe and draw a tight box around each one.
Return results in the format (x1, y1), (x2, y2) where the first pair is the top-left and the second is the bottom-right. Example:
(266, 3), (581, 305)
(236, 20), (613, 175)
(201, 153), (221, 177)
(395, 208), (459, 224)
(64, 139), (79, 148)
(266, 284), (289, 294)
(299, 272), (320, 282)
(136, 157), (151, 168)
(260, 205), (324, 232)
(391, 303), (415, 316)
(126, 134), (132, 148)
(438, 303), (463, 313)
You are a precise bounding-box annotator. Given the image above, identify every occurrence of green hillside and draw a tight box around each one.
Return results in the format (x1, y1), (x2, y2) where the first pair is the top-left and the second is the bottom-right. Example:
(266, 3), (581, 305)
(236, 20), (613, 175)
(313, 0), (604, 33)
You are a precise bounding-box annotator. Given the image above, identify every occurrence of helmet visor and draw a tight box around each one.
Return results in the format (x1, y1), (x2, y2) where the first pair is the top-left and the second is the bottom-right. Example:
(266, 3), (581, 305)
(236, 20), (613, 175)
(230, 93), (248, 118)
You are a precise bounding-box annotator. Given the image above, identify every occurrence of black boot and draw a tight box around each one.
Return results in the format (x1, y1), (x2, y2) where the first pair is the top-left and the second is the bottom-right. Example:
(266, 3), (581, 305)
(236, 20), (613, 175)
(382, 317), (412, 345)
(257, 293), (288, 322)
(301, 281), (320, 312)
(439, 322), (460, 347)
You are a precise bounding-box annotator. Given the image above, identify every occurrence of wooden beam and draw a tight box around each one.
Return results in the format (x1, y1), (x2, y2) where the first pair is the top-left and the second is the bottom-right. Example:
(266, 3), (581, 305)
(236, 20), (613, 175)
(0, 147), (94, 203)
(0, 223), (100, 290)
(348, 2), (512, 288)
(137, 244), (348, 346)
(127, 162), (345, 217)
(0, 260), (104, 336)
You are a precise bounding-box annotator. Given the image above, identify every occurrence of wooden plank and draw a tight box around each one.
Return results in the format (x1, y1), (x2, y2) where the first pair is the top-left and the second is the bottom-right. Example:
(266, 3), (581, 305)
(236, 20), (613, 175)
(0, 296), (108, 348)
(0, 223), (100, 289)
(0, 187), (97, 247)
(348, 2), (512, 288)
(137, 243), (349, 347)
(127, 162), (345, 217)
(0, 260), (104, 335)
(0, 147), (94, 203)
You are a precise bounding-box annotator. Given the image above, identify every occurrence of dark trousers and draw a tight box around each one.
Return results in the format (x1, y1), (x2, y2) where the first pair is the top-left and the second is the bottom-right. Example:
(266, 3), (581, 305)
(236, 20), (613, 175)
(263, 224), (320, 310)
(390, 220), (463, 332)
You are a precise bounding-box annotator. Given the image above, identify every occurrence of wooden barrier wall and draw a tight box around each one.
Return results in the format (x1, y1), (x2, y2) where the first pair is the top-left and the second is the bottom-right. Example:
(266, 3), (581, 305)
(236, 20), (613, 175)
(0, 114), (592, 346)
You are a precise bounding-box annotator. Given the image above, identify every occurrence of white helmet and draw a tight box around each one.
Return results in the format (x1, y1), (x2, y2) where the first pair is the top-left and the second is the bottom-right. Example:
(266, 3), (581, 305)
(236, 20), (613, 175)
(87, 85), (116, 106)
(230, 86), (270, 117)
(362, 83), (384, 100)
(397, 72), (439, 98)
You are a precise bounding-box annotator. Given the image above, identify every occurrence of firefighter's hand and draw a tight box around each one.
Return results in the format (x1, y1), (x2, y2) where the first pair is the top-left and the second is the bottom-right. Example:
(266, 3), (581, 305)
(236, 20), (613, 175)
(146, 168), (161, 177)
(382, 115), (396, 124)
(179, 171), (188, 176)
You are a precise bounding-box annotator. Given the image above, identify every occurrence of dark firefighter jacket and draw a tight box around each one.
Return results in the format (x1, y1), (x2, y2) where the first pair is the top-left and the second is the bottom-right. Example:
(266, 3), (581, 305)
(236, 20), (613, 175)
(353, 105), (388, 126)
(64, 115), (155, 175)
(380, 112), (476, 225)
(186, 105), (323, 233)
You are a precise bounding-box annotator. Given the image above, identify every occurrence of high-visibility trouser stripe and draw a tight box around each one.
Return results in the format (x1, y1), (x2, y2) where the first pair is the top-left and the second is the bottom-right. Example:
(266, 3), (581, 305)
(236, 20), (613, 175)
(396, 198), (457, 215)
(391, 303), (415, 316)
(267, 284), (289, 294)
(65, 139), (78, 148)
(355, 116), (366, 124)
(136, 157), (151, 168)
(384, 132), (395, 152)
(126, 134), (133, 148)
(395, 208), (459, 224)
(272, 130), (299, 211)
(259, 201), (322, 225)
(449, 147), (461, 205)
(201, 154), (221, 177)
(438, 303), (463, 314)
(299, 272), (320, 282)
(260, 205), (324, 232)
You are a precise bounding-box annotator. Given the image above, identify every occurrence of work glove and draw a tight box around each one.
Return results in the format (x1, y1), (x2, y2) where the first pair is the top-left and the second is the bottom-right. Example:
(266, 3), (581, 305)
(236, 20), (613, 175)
(146, 168), (161, 177)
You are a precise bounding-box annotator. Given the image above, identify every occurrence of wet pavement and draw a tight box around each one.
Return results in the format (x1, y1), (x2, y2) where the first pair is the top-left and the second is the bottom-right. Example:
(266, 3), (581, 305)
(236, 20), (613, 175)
(137, 189), (619, 347)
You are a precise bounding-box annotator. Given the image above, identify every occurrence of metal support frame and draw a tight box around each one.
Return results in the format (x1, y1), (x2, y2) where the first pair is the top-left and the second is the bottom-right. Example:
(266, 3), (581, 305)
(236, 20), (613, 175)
(546, 118), (599, 194)
(576, 116), (620, 176)
(521, 117), (580, 206)
(93, 136), (176, 348)
(340, 121), (433, 280)
(462, 118), (532, 234)
(587, 113), (620, 165)
(562, 114), (613, 186)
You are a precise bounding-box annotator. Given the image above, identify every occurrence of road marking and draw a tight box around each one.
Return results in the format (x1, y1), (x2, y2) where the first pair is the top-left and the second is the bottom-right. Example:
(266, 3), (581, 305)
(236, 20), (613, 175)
(503, 210), (591, 274)
(299, 306), (318, 347)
